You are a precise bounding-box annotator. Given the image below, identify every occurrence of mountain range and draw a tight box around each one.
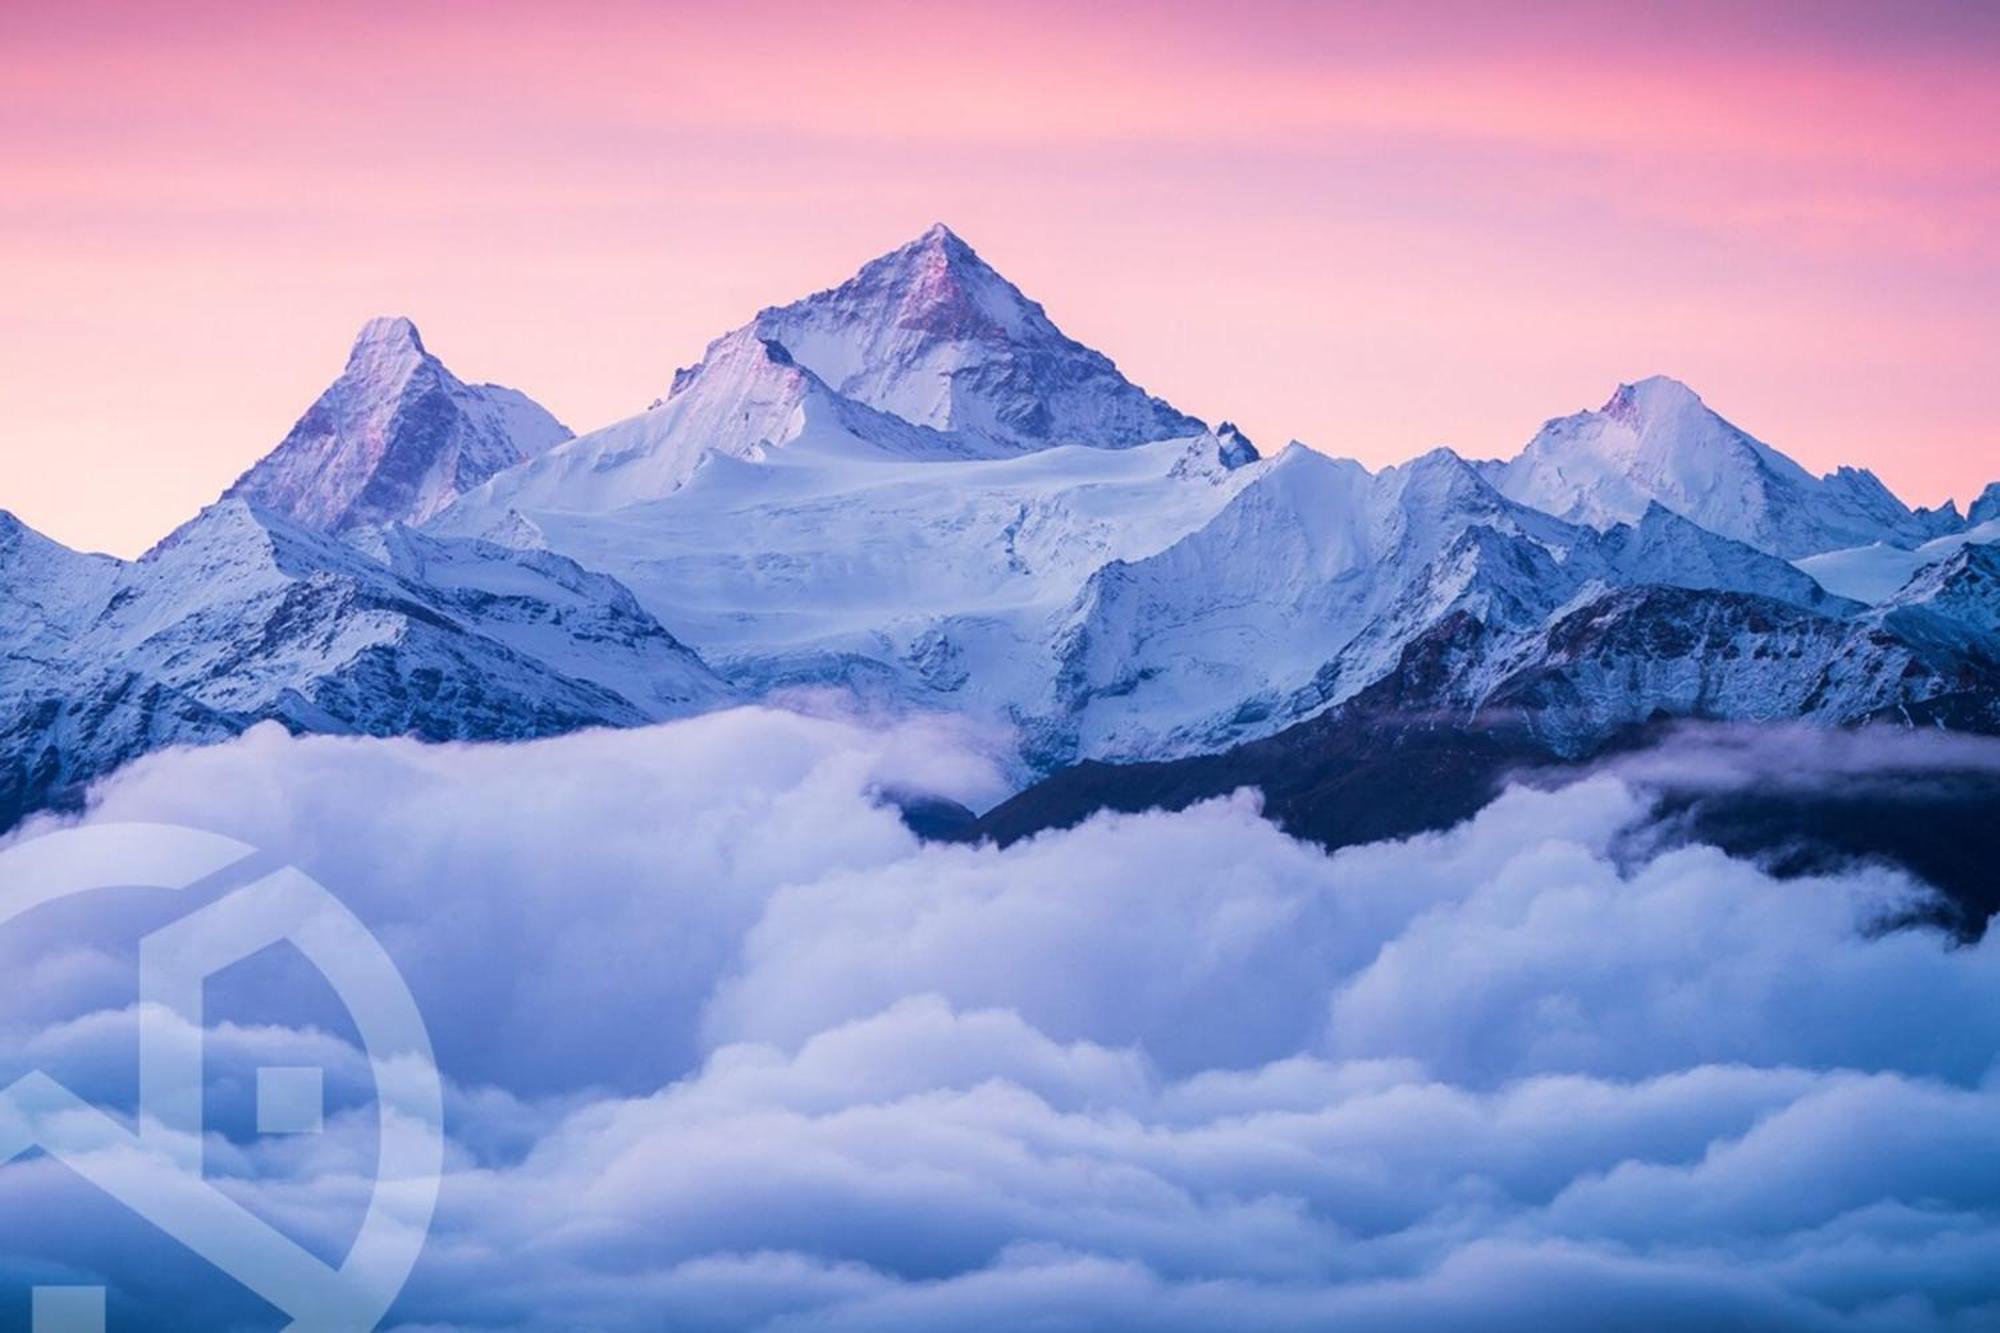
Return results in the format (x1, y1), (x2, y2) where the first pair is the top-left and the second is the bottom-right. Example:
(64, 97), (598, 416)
(4, 224), (1996, 830)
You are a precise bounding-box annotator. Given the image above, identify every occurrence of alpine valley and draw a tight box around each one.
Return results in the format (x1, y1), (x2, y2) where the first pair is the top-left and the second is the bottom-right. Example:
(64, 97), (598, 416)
(5, 225), (1998, 843)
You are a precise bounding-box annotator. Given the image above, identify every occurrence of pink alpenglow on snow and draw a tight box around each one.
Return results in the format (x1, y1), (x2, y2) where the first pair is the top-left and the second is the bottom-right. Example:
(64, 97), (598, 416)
(1, 0), (1994, 558)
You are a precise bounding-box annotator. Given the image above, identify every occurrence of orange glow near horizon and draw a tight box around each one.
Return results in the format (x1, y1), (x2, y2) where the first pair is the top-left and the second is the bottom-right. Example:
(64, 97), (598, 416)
(2, 0), (1995, 555)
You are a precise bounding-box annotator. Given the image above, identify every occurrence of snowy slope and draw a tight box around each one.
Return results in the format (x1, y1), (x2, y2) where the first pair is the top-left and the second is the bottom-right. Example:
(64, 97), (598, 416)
(751, 223), (1203, 450)
(448, 404), (1869, 769)
(425, 235), (1980, 769)
(0, 510), (121, 660)
(1046, 449), (1854, 761)
(1971, 483), (2000, 527)
(437, 326), (1006, 523)
(453, 427), (1265, 747)
(130, 501), (723, 726)
(439, 225), (1204, 526)
(1881, 542), (2000, 644)
(225, 317), (572, 532)
(1594, 503), (1855, 611)
(8, 225), (1998, 827)
(1796, 519), (2000, 604)
(1489, 377), (1943, 558)
(0, 503), (725, 825)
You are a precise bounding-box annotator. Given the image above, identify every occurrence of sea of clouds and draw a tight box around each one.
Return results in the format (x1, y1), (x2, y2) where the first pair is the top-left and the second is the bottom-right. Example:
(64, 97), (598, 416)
(3, 708), (2000, 1330)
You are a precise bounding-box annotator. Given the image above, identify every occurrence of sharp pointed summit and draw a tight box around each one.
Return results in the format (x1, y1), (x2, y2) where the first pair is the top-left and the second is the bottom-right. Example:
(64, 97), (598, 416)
(8, 236), (2000, 841)
(1489, 375), (1938, 557)
(224, 316), (572, 534)
(1971, 482), (2000, 528)
(349, 313), (427, 357)
(748, 223), (1206, 450)
(438, 225), (1213, 524)
(1602, 373), (1703, 416)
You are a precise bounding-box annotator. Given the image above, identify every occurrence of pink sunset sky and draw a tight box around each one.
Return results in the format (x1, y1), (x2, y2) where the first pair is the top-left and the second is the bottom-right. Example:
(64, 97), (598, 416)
(2, 0), (1995, 557)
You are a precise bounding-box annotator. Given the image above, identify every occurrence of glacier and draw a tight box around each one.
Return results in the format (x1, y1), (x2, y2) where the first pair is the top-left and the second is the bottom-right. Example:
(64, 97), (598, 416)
(2, 224), (1997, 826)
(0, 500), (722, 827)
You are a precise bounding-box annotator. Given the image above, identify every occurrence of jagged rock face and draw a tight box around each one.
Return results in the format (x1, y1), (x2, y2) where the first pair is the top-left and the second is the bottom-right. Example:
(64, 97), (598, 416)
(0, 673), (240, 833)
(0, 511), (120, 654)
(424, 227), (1989, 770)
(0, 502), (726, 825)
(1480, 586), (1994, 750)
(1489, 376), (1940, 558)
(970, 575), (2000, 856)
(225, 317), (571, 533)
(1040, 449), (1853, 764)
(750, 224), (1205, 451)
(440, 226), (1208, 530)
(437, 325), (997, 525)
(1971, 483), (2000, 528)
(1887, 542), (2000, 642)
(5, 224), (1999, 831)
(1593, 504), (1855, 613)
(1796, 509), (2000, 605)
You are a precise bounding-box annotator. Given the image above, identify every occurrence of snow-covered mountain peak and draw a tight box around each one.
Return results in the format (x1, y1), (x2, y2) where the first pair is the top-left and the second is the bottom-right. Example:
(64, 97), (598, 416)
(1883, 540), (2000, 643)
(1971, 482), (2000, 527)
(747, 224), (1205, 451)
(0, 508), (115, 588)
(433, 322), (1012, 526)
(148, 496), (274, 556)
(454, 327), (819, 518)
(1381, 446), (1513, 516)
(1598, 374), (1707, 427)
(142, 498), (354, 585)
(1212, 422), (1260, 470)
(334, 315), (434, 405)
(1559, 375), (1804, 483)
(222, 318), (571, 535)
(350, 312), (426, 356)
(1491, 376), (1936, 558)
(1406, 443), (1484, 473)
(1893, 539), (2000, 600)
(859, 221), (1026, 339)
(1366, 446), (1584, 570)
(677, 323), (816, 415)
(435, 226), (1214, 526)
(915, 221), (967, 250)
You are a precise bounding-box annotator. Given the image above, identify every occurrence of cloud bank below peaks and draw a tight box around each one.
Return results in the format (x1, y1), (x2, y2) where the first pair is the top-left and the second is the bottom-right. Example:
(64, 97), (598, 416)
(1, 708), (1998, 1330)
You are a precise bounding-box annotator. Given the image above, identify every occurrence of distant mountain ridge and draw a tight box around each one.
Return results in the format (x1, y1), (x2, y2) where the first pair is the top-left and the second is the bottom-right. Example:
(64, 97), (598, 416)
(2, 224), (1996, 828)
(0, 499), (723, 828)
(1487, 375), (1949, 558)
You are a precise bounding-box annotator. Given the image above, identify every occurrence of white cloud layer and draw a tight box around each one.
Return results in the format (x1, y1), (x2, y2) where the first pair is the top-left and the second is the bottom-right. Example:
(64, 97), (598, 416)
(3, 709), (1999, 1330)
